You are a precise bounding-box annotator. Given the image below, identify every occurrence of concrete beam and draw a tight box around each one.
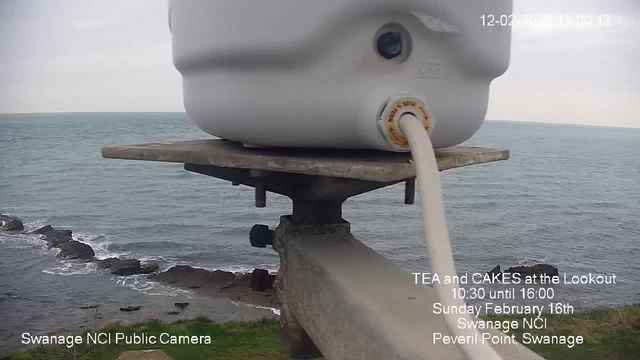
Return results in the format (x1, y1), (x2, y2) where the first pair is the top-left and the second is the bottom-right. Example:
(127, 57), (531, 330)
(274, 216), (544, 360)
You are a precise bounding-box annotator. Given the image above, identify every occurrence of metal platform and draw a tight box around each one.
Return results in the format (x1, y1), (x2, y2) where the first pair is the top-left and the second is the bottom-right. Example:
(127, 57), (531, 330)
(102, 139), (542, 360)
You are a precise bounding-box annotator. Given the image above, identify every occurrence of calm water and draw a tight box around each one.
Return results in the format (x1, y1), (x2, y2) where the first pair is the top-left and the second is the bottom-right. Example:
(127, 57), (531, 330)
(1, 113), (639, 353)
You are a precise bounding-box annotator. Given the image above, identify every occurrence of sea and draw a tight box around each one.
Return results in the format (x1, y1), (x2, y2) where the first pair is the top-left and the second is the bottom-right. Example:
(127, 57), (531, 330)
(1, 113), (639, 353)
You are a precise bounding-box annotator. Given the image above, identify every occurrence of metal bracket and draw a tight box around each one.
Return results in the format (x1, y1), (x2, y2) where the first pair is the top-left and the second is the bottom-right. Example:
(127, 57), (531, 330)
(100, 139), (534, 360)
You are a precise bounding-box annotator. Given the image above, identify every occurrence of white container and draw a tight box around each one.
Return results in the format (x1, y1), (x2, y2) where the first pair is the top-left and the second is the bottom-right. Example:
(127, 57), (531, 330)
(169, 0), (512, 151)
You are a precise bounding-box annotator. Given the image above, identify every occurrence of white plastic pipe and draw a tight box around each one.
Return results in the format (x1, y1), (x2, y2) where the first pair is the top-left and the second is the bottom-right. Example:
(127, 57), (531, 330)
(398, 113), (503, 360)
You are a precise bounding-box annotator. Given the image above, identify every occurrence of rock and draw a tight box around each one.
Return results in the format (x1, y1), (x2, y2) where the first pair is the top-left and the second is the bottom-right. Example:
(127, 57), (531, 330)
(505, 264), (559, 278)
(0, 215), (24, 231)
(32, 225), (54, 234)
(99, 258), (140, 274)
(166, 311), (181, 315)
(57, 240), (95, 260)
(174, 302), (190, 309)
(80, 305), (99, 309)
(119, 306), (141, 312)
(152, 265), (237, 289)
(2, 219), (24, 231)
(98, 257), (119, 268)
(250, 269), (275, 291)
(141, 263), (160, 274)
(487, 265), (502, 279)
(42, 229), (73, 247)
(151, 265), (280, 308)
(98, 257), (159, 276)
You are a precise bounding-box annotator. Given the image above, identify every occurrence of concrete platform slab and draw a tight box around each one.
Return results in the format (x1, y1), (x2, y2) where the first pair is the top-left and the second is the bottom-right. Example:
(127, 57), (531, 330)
(102, 139), (509, 182)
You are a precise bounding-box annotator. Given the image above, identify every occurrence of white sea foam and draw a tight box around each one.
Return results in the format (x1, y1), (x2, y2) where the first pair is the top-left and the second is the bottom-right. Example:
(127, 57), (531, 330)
(35, 230), (129, 275)
(23, 218), (51, 232)
(0, 231), (53, 254)
(0, 218), (64, 256)
(213, 264), (279, 274)
(115, 274), (194, 297)
(230, 300), (280, 316)
(73, 232), (130, 260)
(42, 261), (97, 276)
(138, 255), (175, 265)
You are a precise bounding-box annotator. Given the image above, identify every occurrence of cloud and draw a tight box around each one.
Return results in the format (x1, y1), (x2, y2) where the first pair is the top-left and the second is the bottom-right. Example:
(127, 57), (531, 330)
(0, 0), (182, 113)
(487, 1), (639, 128)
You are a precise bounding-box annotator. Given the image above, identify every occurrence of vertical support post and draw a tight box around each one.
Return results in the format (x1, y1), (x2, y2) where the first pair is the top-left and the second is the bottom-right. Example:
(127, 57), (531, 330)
(277, 197), (345, 359)
(292, 200), (343, 225)
(274, 216), (327, 360)
(278, 299), (322, 359)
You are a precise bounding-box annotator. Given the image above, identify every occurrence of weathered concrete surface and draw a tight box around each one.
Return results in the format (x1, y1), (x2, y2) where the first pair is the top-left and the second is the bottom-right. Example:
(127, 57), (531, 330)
(273, 216), (544, 360)
(102, 139), (509, 182)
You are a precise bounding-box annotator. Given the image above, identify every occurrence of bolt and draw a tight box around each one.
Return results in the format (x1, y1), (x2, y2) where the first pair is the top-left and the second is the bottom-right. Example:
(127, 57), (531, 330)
(250, 169), (268, 208)
(404, 178), (415, 205)
(255, 179), (266, 208)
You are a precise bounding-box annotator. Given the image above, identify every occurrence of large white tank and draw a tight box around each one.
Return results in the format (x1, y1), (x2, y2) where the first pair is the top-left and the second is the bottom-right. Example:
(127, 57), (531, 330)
(169, 0), (512, 151)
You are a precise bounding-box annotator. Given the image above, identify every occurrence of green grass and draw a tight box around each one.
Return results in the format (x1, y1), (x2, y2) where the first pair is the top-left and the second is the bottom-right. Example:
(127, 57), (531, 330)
(10, 317), (287, 360)
(10, 305), (640, 360)
(484, 304), (640, 360)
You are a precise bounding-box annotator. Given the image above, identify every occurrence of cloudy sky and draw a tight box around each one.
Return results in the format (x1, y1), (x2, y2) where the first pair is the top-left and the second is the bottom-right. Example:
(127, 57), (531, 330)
(1, 0), (638, 128)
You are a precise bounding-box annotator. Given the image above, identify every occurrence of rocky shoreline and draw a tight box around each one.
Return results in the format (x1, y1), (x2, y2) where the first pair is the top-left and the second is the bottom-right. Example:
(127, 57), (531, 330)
(1, 214), (278, 310)
(150, 265), (278, 308)
(2, 213), (560, 312)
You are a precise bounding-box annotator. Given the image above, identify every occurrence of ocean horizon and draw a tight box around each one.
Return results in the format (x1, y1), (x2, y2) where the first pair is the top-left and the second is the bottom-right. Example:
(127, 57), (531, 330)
(1, 112), (639, 354)
(3, 111), (640, 130)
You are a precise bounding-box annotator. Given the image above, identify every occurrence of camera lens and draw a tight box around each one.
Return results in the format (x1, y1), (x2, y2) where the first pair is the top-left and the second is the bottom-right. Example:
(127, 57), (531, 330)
(376, 31), (403, 60)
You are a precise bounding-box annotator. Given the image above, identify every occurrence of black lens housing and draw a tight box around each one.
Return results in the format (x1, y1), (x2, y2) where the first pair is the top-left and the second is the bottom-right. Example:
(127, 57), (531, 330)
(376, 31), (403, 60)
